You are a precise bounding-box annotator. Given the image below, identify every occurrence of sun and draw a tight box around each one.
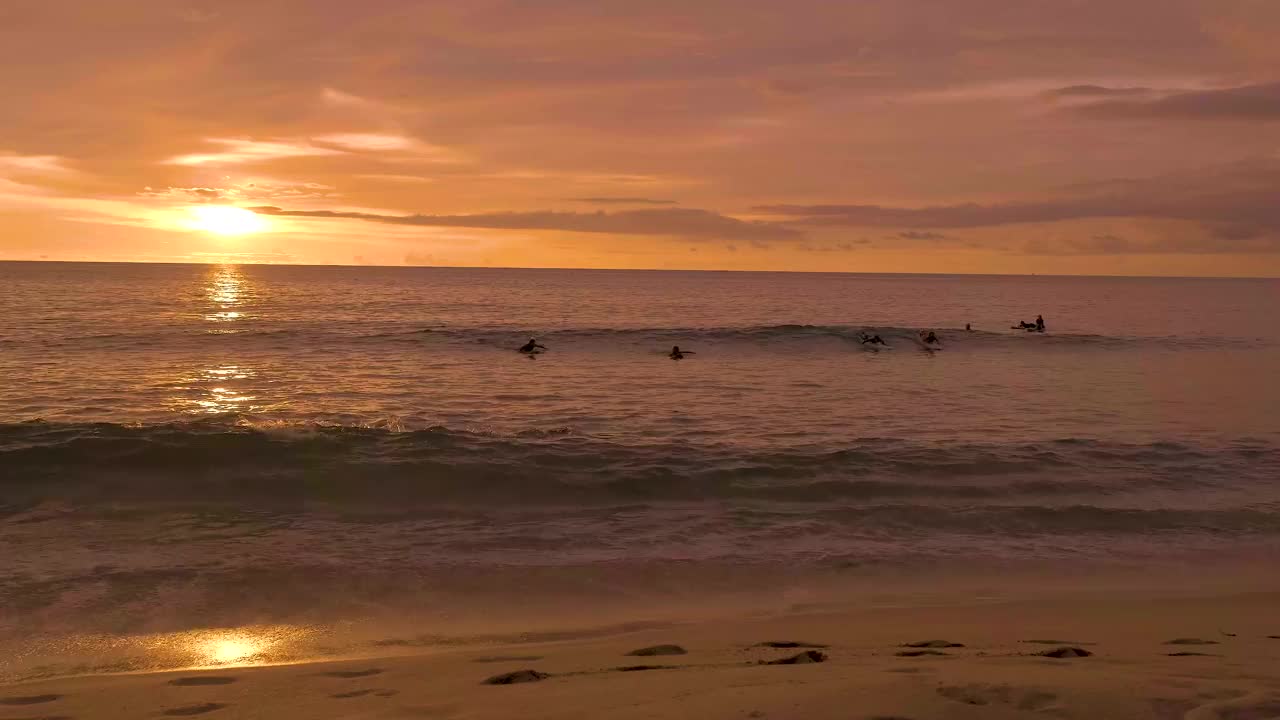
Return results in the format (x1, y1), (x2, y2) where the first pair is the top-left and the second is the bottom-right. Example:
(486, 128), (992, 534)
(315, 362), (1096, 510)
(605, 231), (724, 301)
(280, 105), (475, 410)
(187, 206), (269, 236)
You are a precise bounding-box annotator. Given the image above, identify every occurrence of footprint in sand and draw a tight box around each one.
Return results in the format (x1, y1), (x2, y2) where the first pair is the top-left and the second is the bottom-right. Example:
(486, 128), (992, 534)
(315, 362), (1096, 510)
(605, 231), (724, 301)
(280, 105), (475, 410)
(1182, 692), (1280, 720)
(901, 640), (964, 649)
(162, 703), (228, 716)
(0, 695), (63, 706)
(763, 650), (827, 665)
(753, 641), (829, 649)
(331, 689), (399, 699)
(321, 669), (384, 679)
(1022, 639), (1095, 646)
(937, 684), (1059, 712)
(168, 677), (237, 687)
(626, 645), (687, 657)
(483, 670), (549, 685)
(1039, 646), (1093, 658)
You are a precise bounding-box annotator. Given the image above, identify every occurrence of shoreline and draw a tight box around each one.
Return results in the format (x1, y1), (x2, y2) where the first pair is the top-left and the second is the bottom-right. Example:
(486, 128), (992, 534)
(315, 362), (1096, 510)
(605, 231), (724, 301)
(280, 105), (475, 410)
(5, 584), (1279, 719)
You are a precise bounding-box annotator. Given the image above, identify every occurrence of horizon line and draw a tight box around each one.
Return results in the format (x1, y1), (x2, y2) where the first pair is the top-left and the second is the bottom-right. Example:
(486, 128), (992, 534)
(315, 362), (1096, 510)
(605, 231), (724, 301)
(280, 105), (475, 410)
(0, 258), (1275, 281)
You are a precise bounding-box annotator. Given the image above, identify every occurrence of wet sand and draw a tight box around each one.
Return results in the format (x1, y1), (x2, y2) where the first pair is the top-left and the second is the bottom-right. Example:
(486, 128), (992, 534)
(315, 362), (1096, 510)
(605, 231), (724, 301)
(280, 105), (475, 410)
(4, 588), (1279, 719)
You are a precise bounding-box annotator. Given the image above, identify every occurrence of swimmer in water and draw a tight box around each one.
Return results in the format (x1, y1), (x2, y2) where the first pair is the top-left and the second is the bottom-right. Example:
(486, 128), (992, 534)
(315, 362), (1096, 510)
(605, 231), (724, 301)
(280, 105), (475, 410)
(669, 345), (695, 360)
(1035, 314), (1045, 332)
(966, 323), (972, 332)
(858, 332), (887, 346)
(518, 338), (546, 354)
(922, 330), (940, 345)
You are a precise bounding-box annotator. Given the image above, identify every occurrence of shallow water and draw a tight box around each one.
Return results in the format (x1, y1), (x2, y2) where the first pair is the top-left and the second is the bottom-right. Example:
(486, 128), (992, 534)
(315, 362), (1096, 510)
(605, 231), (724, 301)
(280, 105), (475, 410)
(1, 262), (1277, 678)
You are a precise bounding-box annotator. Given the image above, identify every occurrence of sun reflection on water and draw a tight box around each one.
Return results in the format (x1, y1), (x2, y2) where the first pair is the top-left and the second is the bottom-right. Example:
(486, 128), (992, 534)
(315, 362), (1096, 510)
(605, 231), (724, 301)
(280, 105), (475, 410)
(171, 365), (260, 415)
(146, 625), (311, 669)
(203, 265), (254, 325)
(205, 636), (268, 664)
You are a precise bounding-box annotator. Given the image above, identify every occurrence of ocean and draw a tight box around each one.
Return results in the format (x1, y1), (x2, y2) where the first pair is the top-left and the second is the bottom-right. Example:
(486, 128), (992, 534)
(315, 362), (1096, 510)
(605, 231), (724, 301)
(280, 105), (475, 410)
(1, 261), (1277, 679)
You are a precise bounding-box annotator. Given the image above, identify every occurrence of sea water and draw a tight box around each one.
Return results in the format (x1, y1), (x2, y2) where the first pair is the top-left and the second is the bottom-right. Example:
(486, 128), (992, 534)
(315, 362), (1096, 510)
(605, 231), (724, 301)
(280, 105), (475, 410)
(1, 262), (1277, 678)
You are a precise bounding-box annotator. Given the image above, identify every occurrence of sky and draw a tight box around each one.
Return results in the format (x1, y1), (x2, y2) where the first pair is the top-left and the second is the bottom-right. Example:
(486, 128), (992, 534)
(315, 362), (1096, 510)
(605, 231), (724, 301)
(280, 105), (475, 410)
(2, 0), (1280, 276)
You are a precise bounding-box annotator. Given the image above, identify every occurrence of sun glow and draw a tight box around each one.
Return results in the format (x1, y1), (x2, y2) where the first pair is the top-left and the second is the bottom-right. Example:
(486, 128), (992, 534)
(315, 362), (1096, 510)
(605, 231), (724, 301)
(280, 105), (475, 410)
(187, 206), (269, 236)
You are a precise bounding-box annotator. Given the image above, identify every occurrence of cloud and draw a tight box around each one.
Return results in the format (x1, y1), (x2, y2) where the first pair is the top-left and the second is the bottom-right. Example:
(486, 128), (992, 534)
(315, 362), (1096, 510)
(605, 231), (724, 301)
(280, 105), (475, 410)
(165, 138), (345, 166)
(1023, 233), (1144, 255)
(314, 133), (418, 151)
(1065, 82), (1280, 119)
(139, 181), (336, 203)
(311, 133), (463, 163)
(355, 174), (435, 183)
(251, 205), (802, 241)
(759, 161), (1280, 227)
(796, 240), (866, 252)
(1023, 229), (1280, 256)
(568, 197), (679, 205)
(404, 251), (437, 266)
(755, 160), (1280, 252)
(0, 154), (73, 175)
(892, 230), (948, 240)
(1047, 85), (1152, 98)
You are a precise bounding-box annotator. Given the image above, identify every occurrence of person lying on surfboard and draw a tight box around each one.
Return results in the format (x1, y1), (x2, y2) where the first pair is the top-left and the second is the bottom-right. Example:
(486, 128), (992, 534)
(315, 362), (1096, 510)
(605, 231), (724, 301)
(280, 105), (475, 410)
(669, 345), (695, 360)
(858, 332), (887, 346)
(518, 338), (546, 353)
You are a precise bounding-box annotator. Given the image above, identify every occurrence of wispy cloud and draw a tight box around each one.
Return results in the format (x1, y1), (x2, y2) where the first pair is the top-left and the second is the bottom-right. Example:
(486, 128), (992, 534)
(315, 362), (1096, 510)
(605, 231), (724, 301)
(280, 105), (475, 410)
(139, 180), (336, 203)
(165, 138), (345, 166)
(1047, 85), (1153, 98)
(568, 197), (679, 205)
(354, 174), (436, 183)
(251, 205), (802, 241)
(314, 133), (418, 151)
(1061, 82), (1280, 119)
(892, 230), (948, 241)
(755, 160), (1280, 252)
(0, 154), (74, 175)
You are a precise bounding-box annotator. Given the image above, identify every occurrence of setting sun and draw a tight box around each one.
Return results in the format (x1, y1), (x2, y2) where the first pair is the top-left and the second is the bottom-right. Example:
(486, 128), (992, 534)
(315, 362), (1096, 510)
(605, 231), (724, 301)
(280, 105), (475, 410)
(187, 206), (269, 236)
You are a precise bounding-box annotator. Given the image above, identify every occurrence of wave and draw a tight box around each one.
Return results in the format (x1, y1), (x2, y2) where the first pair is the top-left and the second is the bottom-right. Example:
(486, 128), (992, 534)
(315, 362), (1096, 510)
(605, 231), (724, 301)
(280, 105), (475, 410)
(10, 322), (1260, 353)
(2, 419), (1275, 508)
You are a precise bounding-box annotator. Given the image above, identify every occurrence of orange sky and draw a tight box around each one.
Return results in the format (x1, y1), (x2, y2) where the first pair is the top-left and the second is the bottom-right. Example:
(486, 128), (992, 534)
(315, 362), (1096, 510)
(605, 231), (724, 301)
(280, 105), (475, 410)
(2, 1), (1279, 276)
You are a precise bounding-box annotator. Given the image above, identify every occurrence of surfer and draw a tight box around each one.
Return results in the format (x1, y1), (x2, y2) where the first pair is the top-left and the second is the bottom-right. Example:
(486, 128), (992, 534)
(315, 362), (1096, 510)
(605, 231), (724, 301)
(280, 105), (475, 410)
(858, 332), (887, 346)
(1036, 315), (1045, 332)
(966, 323), (972, 332)
(921, 330), (940, 345)
(1015, 320), (1036, 330)
(669, 345), (695, 360)
(518, 338), (546, 354)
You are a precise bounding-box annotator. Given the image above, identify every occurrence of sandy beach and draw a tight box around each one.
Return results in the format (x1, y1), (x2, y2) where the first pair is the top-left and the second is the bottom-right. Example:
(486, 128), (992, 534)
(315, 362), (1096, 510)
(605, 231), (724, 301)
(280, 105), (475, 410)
(5, 585), (1278, 720)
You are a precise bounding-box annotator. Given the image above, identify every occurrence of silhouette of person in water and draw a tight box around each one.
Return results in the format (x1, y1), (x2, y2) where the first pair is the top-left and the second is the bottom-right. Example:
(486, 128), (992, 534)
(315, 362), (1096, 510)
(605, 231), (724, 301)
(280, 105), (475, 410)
(858, 332), (887, 346)
(922, 331), (940, 345)
(669, 345), (695, 359)
(518, 338), (546, 354)
(1016, 320), (1036, 330)
(1035, 315), (1045, 332)
(966, 323), (972, 332)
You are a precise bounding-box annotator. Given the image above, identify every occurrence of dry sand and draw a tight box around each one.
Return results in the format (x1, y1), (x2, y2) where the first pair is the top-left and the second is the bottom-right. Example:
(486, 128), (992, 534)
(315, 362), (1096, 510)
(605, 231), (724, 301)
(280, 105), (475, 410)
(4, 588), (1279, 719)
